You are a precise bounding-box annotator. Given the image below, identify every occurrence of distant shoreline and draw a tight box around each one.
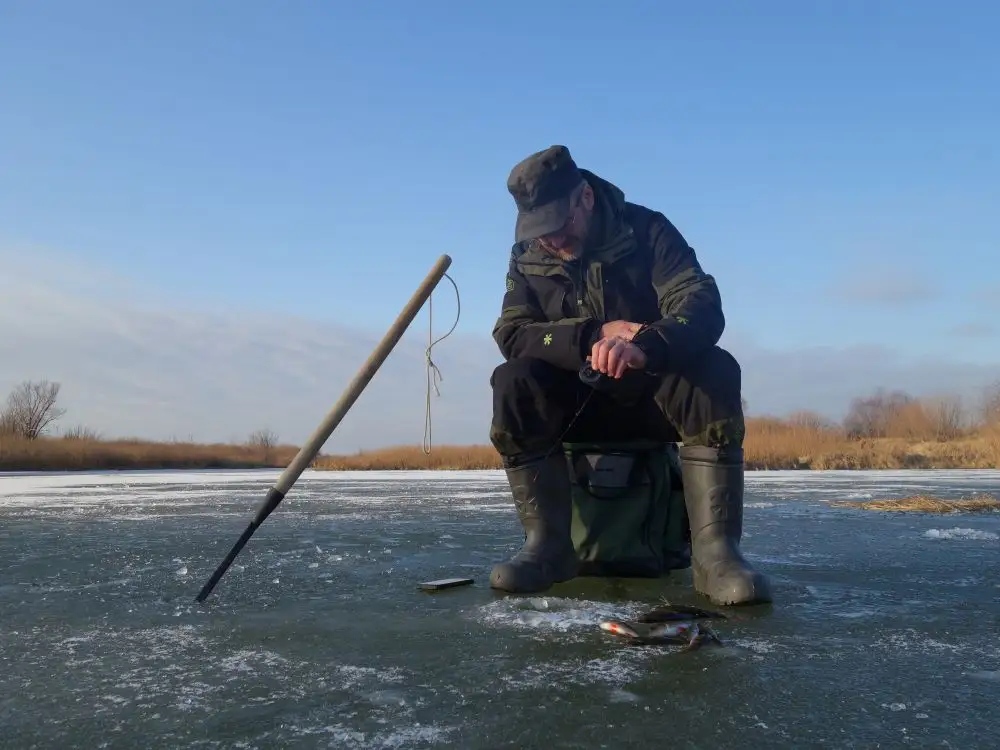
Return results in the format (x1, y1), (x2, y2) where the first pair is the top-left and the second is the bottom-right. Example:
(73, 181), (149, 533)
(2, 466), (999, 478)
(0, 433), (997, 473)
(4, 379), (999, 473)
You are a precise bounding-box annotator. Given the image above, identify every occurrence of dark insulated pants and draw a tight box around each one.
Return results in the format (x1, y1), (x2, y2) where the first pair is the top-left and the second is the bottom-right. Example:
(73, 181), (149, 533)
(489, 346), (746, 466)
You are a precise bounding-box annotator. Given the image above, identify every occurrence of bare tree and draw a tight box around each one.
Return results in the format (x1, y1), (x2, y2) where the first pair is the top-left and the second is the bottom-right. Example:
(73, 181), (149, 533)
(920, 394), (967, 440)
(1, 380), (67, 439)
(248, 428), (278, 448)
(247, 428), (279, 463)
(843, 388), (914, 438)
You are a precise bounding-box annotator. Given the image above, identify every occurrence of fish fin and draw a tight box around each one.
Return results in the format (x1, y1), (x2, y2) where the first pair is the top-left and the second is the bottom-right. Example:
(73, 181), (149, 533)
(669, 604), (728, 619)
(679, 624), (702, 652)
(703, 626), (724, 646)
(636, 603), (727, 623)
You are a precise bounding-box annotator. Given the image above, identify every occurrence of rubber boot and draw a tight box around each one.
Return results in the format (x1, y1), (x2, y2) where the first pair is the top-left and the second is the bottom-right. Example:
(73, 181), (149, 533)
(489, 453), (578, 593)
(679, 444), (772, 605)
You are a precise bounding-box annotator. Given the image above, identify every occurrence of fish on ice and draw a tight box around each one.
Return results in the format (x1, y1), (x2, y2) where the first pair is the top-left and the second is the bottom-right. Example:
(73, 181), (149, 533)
(598, 602), (727, 651)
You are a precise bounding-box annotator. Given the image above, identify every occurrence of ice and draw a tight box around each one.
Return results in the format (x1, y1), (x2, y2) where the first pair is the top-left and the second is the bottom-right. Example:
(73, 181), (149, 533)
(1, 466), (998, 748)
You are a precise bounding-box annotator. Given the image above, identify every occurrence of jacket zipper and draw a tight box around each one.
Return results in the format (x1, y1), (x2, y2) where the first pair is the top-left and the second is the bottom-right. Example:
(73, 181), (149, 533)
(571, 261), (586, 317)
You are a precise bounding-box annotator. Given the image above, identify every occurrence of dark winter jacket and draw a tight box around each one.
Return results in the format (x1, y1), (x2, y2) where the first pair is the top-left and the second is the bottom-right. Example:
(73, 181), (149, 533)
(492, 170), (725, 373)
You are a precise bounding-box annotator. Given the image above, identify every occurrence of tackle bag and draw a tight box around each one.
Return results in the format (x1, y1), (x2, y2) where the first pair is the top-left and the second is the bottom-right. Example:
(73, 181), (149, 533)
(563, 439), (690, 578)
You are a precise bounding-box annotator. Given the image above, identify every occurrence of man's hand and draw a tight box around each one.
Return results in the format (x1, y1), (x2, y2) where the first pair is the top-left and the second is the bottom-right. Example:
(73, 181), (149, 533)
(600, 320), (643, 341)
(589, 336), (647, 379)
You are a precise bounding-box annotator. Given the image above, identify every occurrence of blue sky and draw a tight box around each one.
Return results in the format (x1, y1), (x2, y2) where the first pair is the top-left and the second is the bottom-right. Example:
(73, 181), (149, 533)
(1, 1), (998, 446)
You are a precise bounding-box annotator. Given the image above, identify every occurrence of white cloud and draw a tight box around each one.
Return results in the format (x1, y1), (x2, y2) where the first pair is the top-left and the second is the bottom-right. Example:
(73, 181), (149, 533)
(731, 339), (999, 418)
(0, 246), (500, 451)
(830, 270), (933, 307)
(948, 322), (995, 338)
(978, 285), (1000, 307)
(2, 245), (997, 449)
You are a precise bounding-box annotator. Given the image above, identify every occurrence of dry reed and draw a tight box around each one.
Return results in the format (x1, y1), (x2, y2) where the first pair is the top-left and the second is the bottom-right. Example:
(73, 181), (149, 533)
(831, 494), (1000, 513)
(0, 435), (299, 472)
(315, 444), (502, 471)
(2, 418), (999, 473)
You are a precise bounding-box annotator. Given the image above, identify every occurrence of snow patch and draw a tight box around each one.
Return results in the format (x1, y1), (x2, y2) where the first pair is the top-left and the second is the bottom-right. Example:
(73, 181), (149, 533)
(475, 596), (641, 635)
(924, 528), (998, 541)
(498, 648), (660, 691)
(286, 722), (456, 748)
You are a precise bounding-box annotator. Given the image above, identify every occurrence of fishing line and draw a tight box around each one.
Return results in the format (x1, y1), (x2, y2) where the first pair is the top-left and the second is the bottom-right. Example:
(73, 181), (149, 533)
(417, 270), (596, 462)
(423, 272), (461, 454)
(542, 389), (595, 460)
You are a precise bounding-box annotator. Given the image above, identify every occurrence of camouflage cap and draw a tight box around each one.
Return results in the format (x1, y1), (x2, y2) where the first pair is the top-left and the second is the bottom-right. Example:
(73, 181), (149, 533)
(506, 145), (584, 243)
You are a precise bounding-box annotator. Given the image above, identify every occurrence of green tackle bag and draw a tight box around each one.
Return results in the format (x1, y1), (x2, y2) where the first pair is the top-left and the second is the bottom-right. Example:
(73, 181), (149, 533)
(563, 439), (690, 578)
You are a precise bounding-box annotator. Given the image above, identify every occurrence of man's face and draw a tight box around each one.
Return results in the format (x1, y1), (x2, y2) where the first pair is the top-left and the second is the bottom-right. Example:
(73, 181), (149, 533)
(536, 182), (593, 260)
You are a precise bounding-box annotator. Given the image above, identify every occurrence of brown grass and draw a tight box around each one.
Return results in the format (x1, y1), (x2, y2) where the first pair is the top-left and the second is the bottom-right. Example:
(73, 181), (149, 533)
(1, 421), (999, 474)
(831, 494), (1000, 513)
(743, 419), (1000, 470)
(315, 444), (503, 471)
(0, 435), (301, 472)
(316, 419), (1000, 472)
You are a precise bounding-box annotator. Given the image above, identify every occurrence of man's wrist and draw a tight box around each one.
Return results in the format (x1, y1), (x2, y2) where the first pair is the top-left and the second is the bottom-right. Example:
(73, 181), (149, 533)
(628, 342), (648, 370)
(580, 319), (603, 358)
(631, 328), (669, 371)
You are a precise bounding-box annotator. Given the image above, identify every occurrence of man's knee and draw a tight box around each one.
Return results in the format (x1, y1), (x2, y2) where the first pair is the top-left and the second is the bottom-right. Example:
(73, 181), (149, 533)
(655, 345), (745, 449)
(666, 345), (741, 399)
(704, 346), (742, 398)
(490, 358), (575, 461)
(491, 357), (563, 400)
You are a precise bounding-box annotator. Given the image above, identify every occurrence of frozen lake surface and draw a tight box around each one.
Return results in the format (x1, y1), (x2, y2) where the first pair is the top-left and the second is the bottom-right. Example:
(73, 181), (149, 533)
(1, 468), (998, 749)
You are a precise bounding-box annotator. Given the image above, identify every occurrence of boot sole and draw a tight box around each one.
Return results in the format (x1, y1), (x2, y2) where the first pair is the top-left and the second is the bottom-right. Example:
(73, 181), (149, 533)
(489, 559), (577, 593)
(693, 565), (773, 606)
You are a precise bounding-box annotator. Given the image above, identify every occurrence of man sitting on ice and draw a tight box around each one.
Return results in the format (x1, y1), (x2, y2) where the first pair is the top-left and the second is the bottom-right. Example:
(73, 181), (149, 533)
(488, 145), (771, 606)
